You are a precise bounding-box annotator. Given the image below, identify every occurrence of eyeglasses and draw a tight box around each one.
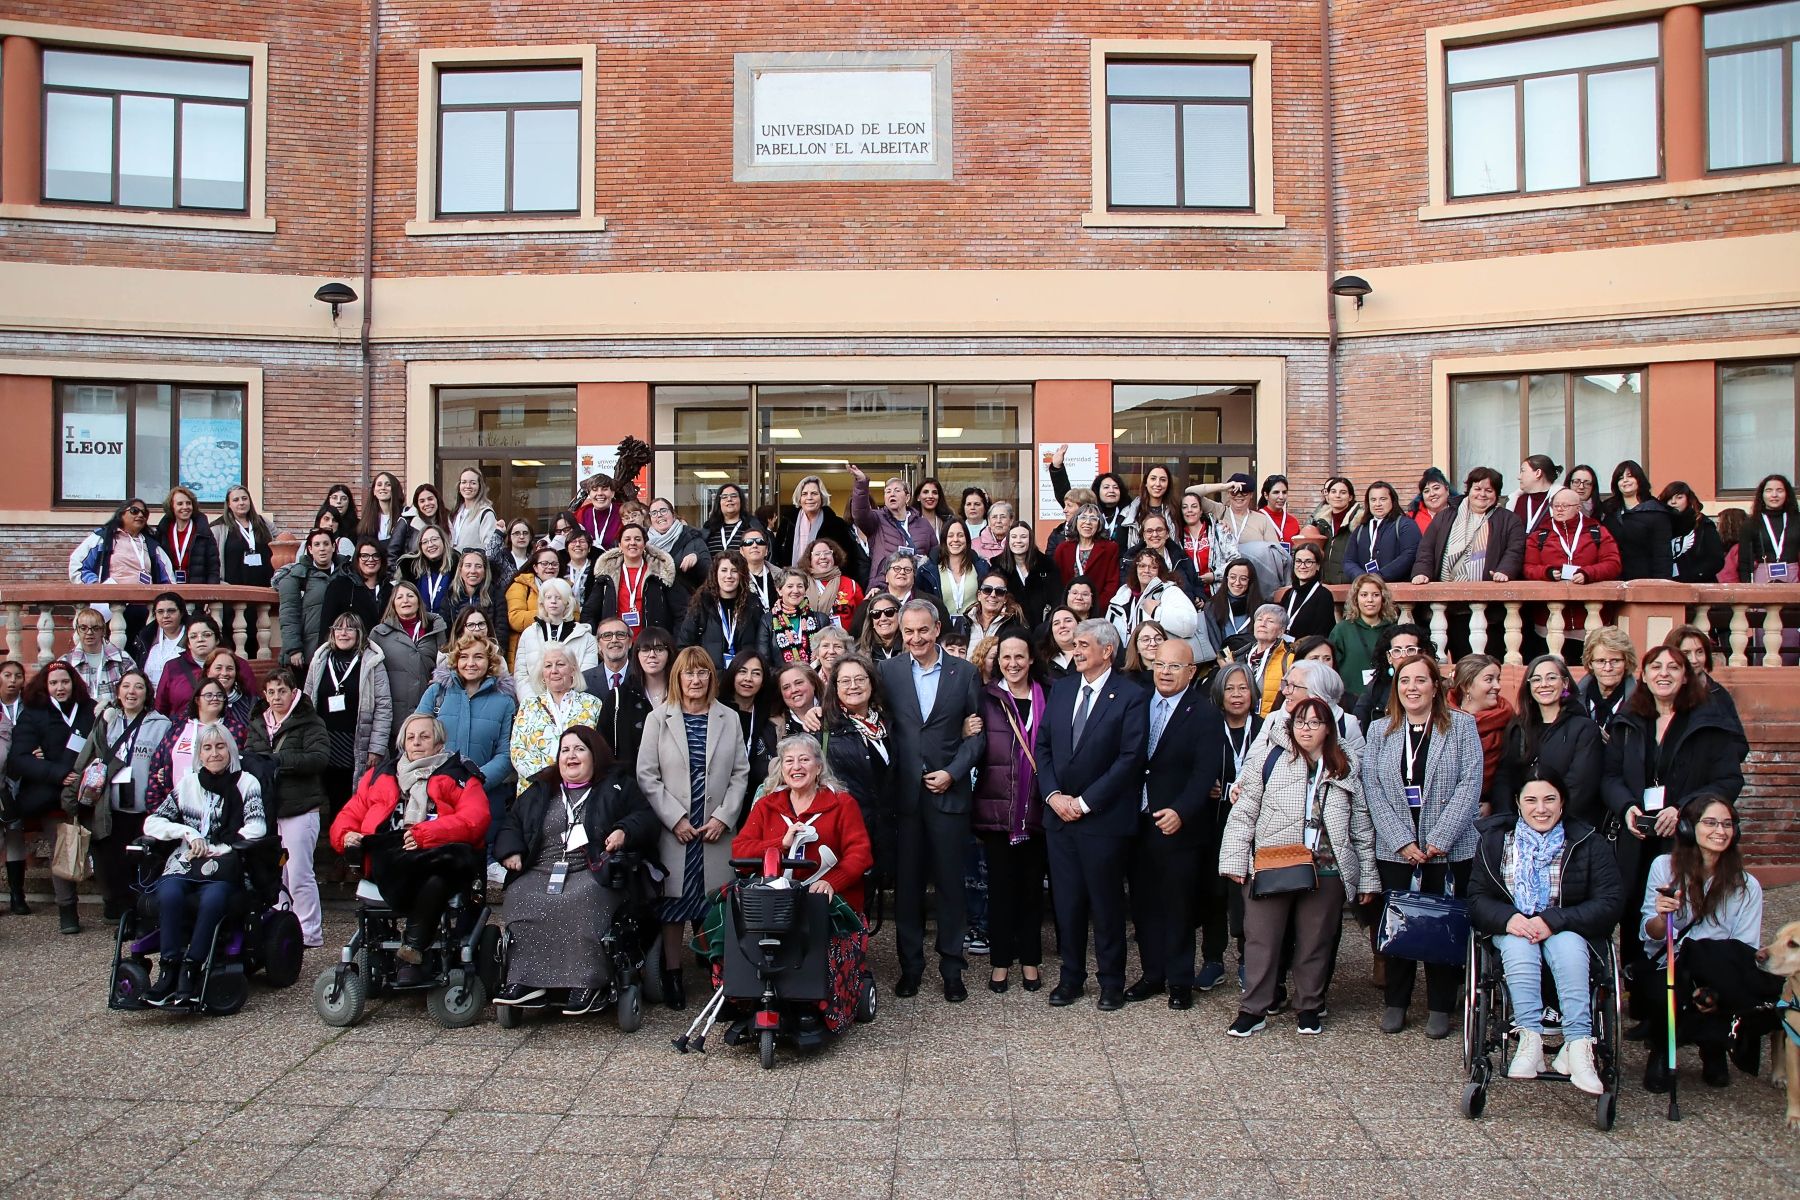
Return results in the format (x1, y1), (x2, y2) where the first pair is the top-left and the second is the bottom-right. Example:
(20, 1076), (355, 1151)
(358, 553), (382, 561)
(679, 669), (713, 679)
(598, 631), (632, 640)
(1526, 674), (1563, 687)
(872, 609), (899, 619)
(742, 538), (767, 547)
(649, 508), (673, 518)
(1292, 718), (1326, 731)
(1696, 817), (1734, 832)
(1387, 644), (1420, 658)
(1279, 681), (1310, 695)
(978, 585), (1010, 596)
(1151, 661), (1192, 672)
(75, 624), (106, 634)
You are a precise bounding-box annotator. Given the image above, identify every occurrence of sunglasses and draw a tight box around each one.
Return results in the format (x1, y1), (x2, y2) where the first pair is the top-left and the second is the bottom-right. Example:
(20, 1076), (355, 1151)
(872, 609), (899, 619)
(742, 538), (767, 547)
(124, 506), (148, 517)
(978, 585), (1010, 596)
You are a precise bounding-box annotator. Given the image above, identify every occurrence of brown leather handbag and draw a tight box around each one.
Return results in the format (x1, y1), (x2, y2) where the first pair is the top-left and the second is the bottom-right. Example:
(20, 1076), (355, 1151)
(1250, 843), (1317, 897)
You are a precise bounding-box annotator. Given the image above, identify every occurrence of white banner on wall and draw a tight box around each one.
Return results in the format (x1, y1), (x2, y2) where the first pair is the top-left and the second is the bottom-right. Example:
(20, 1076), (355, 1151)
(62, 412), (129, 501)
(1037, 442), (1102, 522)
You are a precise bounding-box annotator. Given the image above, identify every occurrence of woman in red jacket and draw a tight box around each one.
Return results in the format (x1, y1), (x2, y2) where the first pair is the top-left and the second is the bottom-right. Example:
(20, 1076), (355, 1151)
(330, 712), (490, 980)
(1052, 503), (1121, 606)
(732, 733), (873, 917)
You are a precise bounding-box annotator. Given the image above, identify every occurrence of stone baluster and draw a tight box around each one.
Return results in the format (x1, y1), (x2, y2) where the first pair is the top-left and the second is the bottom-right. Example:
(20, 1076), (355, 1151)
(207, 601), (225, 629)
(1429, 603), (1449, 662)
(256, 604), (274, 662)
(1584, 600), (1603, 643)
(1546, 603), (1566, 661)
(4, 604), (22, 665)
(1694, 604), (1712, 650)
(1468, 603), (1489, 657)
(1502, 603), (1524, 666)
(35, 608), (56, 666)
(1728, 605), (1750, 667)
(108, 607), (129, 652)
(231, 605), (250, 660)
(1762, 605), (1784, 667)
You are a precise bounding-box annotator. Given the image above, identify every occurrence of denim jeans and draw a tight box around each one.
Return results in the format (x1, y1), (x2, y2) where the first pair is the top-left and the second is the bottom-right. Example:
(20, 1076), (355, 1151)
(1497, 929), (1592, 1040)
(155, 874), (234, 964)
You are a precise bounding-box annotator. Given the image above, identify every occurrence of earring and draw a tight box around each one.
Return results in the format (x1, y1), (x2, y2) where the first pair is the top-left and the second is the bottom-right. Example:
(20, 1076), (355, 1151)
(1561, 687), (1570, 698)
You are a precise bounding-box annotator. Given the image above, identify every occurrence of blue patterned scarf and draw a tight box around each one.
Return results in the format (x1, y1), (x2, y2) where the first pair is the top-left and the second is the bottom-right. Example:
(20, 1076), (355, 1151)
(1510, 821), (1565, 916)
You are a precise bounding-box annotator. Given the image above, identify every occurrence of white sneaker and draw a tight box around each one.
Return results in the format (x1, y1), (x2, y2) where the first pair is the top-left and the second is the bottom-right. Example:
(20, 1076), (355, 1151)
(1507, 1029), (1547, 1079)
(486, 861), (508, 886)
(1553, 1037), (1604, 1095)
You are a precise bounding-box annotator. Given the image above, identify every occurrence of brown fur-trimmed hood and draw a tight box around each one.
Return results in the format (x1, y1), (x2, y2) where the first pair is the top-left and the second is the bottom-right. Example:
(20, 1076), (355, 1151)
(596, 544), (676, 588)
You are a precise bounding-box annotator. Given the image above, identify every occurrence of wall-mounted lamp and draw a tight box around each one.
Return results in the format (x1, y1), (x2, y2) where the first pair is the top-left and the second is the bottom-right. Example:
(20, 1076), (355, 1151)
(1329, 275), (1372, 309)
(314, 281), (359, 321)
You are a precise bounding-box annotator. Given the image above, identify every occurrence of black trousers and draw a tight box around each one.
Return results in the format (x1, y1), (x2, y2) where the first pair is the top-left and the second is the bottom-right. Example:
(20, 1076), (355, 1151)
(978, 831), (1046, 969)
(1129, 815), (1202, 987)
(405, 873), (455, 949)
(1375, 858), (1472, 1013)
(896, 804), (971, 980)
(1196, 807), (1229, 966)
(91, 811), (147, 914)
(1046, 826), (1131, 990)
(1646, 936), (1784, 1047)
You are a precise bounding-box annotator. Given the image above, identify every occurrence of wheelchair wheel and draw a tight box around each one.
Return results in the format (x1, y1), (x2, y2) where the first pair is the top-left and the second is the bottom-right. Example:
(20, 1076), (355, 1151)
(203, 968), (249, 1017)
(1460, 1081), (1486, 1119)
(617, 983), (644, 1033)
(313, 952), (369, 1027)
(258, 911), (305, 989)
(759, 1029), (776, 1070)
(641, 936), (665, 1007)
(111, 960), (152, 1009)
(1595, 1091), (1617, 1132)
(496, 1000), (524, 1029)
(1462, 937), (1480, 1075)
(475, 925), (503, 996)
(426, 972), (489, 1030)
(855, 971), (877, 1024)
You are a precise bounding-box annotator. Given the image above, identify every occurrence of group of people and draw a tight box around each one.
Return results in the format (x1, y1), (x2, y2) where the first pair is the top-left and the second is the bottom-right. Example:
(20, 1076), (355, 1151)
(9, 454), (1786, 1087)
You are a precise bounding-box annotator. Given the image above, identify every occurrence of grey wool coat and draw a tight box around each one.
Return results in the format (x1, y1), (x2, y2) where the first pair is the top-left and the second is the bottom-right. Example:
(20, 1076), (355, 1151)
(303, 641), (394, 767)
(1359, 707), (1484, 864)
(636, 700), (750, 901)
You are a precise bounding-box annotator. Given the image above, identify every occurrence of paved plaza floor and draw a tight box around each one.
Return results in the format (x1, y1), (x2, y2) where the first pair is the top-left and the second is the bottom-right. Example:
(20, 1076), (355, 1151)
(2, 887), (1798, 1199)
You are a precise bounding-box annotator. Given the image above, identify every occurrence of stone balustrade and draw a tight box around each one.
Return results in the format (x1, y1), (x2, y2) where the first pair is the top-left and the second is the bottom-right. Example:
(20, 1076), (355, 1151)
(0, 584), (283, 666)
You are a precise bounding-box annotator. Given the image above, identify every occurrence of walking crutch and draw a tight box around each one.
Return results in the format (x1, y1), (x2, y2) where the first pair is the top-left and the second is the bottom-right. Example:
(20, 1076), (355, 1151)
(1663, 890), (1681, 1122)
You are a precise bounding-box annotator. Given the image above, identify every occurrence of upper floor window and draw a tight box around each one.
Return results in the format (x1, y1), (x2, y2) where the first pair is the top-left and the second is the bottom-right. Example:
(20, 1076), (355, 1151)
(436, 67), (581, 217)
(1106, 60), (1253, 210)
(1719, 360), (1796, 493)
(43, 49), (250, 211)
(1706, 0), (1800, 171)
(1451, 370), (1645, 486)
(1447, 23), (1660, 198)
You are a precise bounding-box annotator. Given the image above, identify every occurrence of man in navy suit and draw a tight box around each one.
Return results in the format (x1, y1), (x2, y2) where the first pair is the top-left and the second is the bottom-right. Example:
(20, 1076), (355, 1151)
(1127, 638), (1226, 1010)
(878, 599), (985, 1003)
(1036, 618), (1150, 1010)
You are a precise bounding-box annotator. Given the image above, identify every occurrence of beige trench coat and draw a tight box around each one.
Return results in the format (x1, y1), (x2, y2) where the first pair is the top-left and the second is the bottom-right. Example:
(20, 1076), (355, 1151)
(636, 700), (749, 901)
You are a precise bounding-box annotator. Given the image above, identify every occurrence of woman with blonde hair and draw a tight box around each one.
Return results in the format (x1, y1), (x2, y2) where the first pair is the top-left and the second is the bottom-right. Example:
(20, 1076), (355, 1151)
(508, 644), (601, 797)
(512, 578), (599, 702)
(449, 466), (498, 555)
(638, 646), (749, 1008)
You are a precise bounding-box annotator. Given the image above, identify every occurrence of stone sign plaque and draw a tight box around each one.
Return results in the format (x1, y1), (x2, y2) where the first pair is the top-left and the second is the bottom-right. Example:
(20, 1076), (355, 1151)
(733, 51), (953, 182)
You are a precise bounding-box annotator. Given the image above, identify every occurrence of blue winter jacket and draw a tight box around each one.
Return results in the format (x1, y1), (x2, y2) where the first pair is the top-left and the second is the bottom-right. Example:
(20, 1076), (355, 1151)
(417, 675), (517, 794)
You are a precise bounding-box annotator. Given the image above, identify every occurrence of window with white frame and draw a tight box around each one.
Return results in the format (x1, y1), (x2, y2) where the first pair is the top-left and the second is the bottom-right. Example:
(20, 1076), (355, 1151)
(1447, 23), (1661, 198)
(42, 48), (250, 211)
(1719, 360), (1797, 492)
(1451, 371), (1645, 485)
(1706, 0), (1800, 171)
(56, 381), (246, 504)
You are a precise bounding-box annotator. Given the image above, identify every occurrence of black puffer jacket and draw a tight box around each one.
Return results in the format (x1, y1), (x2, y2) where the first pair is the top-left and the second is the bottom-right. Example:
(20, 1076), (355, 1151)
(1601, 498), (1674, 581)
(7, 700), (96, 818)
(154, 516), (221, 584)
(242, 695), (330, 818)
(493, 767), (660, 877)
(1466, 814), (1622, 939)
(1601, 698), (1748, 895)
(1487, 708), (1604, 826)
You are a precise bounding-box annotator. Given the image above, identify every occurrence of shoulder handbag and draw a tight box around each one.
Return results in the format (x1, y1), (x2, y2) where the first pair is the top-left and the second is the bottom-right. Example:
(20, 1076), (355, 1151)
(1376, 878), (1470, 967)
(1249, 750), (1319, 898)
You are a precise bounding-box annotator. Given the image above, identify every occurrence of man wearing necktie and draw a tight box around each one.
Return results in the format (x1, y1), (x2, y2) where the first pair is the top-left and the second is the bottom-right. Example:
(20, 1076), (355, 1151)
(1126, 639), (1226, 1009)
(878, 600), (985, 1003)
(1036, 619), (1150, 1010)
(582, 617), (636, 697)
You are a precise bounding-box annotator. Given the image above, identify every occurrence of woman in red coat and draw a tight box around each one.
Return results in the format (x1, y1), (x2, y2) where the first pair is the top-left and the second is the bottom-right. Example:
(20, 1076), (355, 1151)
(330, 712), (490, 978)
(732, 733), (874, 917)
(1052, 503), (1121, 606)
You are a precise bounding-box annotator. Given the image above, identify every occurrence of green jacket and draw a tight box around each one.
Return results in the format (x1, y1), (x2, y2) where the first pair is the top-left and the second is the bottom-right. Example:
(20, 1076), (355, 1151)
(1327, 616), (1393, 699)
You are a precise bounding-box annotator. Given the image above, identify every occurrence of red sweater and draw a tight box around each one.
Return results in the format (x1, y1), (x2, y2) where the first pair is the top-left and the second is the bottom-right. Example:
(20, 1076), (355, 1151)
(731, 787), (874, 916)
(1523, 517), (1622, 583)
(1053, 538), (1120, 607)
(329, 759), (490, 870)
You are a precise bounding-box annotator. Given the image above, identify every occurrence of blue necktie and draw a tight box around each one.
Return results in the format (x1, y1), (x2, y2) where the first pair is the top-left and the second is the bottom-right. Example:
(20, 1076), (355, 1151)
(1144, 698), (1172, 811)
(1072, 685), (1094, 750)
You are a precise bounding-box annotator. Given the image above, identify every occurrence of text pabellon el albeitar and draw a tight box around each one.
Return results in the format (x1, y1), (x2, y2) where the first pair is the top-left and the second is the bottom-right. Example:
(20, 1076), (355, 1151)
(755, 121), (930, 158)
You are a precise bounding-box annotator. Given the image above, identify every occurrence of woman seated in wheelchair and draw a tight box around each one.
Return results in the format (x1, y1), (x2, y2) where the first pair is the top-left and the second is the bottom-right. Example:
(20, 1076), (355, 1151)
(330, 714), (490, 984)
(140, 723), (266, 1007)
(732, 734), (873, 917)
(1467, 765), (1621, 1094)
(1639, 793), (1780, 1093)
(492, 725), (660, 1015)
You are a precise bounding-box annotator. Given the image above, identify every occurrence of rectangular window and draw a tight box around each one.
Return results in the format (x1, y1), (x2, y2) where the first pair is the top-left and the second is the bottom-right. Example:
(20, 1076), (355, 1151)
(55, 381), (245, 505)
(1450, 371), (1645, 484)
(437, 67), (581, 217)
(1706, 0), (1800, 171)
(1112, 383), (1258, 491)
(1719, 360), (1797, 492)
(435, 386), (578, 524)
(1446, 23), (1661, 198)
(1106, 60), (1252, 210)
(42, 48), (250, 212)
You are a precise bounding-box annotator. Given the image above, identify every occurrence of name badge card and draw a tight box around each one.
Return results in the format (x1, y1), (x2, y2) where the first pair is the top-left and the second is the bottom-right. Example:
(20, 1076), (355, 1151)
(327, 694), (347, 713)
(1404, 785), (1424, 809)
(1643, 785), (1666, 811)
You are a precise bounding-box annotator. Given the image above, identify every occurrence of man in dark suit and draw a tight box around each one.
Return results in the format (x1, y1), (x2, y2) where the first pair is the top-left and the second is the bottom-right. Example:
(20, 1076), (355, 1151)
(582, 616), (635, 697)
(1127, 638), (1226, 1010)
(878, 598), (985, 1002)
(1036, 618), (1150, 1011)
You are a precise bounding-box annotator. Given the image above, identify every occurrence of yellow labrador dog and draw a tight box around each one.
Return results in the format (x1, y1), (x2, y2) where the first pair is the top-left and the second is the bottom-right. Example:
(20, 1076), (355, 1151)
(1757, 920), (1800, 1132)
